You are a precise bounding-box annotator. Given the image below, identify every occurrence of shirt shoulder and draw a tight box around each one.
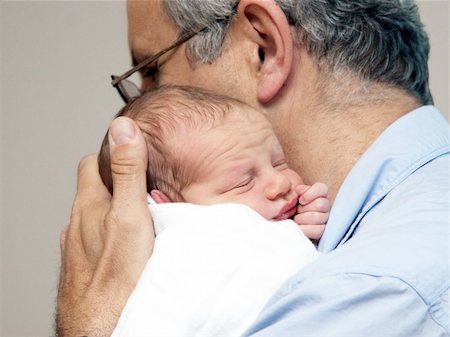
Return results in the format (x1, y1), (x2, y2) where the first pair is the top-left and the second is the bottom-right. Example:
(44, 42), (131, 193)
(244, 272), (449, 337)
(244, 110), (450, 336)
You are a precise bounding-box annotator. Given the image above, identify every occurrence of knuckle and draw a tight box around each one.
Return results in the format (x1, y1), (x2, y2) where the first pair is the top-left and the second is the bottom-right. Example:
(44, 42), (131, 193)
(110, 160), (139, 178)
(310, 211), (322, 224)
(105, 206), (152, 244)
(315, 198), (329, 211)
(312, 182), (328, 196)
(70, 200), (82, 221)
(312, 224), (325, 235)
(77, 154), (97, 175)
(319, 182), (329, 195)
(297, 211), (326, 226)
(106, 208), (140, 234)
(110, 144), (147, 179)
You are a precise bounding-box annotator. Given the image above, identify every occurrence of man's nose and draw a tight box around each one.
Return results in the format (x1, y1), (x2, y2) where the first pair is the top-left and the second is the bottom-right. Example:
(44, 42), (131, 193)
(265, 171), (291, 200)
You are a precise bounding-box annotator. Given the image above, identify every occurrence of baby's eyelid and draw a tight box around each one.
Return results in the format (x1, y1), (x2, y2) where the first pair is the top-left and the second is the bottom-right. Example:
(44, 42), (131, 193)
(272, 159), (287, 167)
(234, 176), (254, 189)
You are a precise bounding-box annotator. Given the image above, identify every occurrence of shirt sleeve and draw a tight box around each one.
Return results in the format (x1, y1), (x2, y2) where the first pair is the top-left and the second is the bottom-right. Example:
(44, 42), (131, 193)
(243, 272), (447, 337)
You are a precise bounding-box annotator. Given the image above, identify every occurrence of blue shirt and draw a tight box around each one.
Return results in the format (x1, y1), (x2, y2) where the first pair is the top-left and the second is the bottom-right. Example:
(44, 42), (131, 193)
(244, 106), (450, 336)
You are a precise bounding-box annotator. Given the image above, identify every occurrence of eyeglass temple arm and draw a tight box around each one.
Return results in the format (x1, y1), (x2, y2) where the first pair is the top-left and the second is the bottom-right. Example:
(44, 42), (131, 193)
(111, 27), (207, 87)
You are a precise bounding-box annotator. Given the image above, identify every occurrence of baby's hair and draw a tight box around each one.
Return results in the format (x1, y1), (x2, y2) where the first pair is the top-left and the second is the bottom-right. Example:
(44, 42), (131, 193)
(98, 85), (247, 201)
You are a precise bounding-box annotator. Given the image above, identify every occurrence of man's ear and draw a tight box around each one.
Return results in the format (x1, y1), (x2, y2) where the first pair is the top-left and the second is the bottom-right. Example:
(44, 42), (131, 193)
(150, 189), (172, 204)
(236, 0), (294, 103)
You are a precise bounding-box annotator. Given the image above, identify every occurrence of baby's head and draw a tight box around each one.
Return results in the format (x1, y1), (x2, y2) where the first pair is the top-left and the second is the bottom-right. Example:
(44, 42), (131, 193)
(99, 85), (249, 201)
(99, 85), (304, 220)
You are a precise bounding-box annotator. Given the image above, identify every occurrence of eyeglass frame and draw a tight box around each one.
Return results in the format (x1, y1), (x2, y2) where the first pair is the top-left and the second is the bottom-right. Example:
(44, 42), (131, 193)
(111, 27), (207, 103)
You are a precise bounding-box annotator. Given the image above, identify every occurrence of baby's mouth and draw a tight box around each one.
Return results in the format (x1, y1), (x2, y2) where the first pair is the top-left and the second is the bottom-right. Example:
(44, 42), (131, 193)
(272, 199), (298, 221)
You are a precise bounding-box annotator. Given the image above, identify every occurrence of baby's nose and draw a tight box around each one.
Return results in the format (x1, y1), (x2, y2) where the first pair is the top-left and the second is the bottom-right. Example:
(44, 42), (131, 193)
(265, 172), (291, 200)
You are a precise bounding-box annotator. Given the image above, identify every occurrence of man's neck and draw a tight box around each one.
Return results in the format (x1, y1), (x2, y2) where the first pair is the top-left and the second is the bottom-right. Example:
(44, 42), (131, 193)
(307, 97), (420, 201)
(272, 65), (421, 202)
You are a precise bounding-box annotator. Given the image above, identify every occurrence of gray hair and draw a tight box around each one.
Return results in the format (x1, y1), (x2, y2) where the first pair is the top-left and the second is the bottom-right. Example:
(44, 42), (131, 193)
(163, 0), (238, 64)
(162, 0), (432, 104)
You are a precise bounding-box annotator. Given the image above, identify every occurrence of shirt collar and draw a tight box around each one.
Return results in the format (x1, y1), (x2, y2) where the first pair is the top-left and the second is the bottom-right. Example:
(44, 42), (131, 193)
(318, 106), (450, 252)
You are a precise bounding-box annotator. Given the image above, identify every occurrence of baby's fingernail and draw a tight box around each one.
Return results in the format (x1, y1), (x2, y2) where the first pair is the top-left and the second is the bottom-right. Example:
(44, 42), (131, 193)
(110, 117), (136, 145)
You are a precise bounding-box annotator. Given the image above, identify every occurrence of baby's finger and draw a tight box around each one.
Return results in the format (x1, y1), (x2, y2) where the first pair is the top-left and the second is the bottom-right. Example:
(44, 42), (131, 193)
(294, 211), (329, 227)
(298, 182), (328, 205)
(295, 184), (310, 196)
(297, 197), (331, 214)
(298, 224), (326, 241)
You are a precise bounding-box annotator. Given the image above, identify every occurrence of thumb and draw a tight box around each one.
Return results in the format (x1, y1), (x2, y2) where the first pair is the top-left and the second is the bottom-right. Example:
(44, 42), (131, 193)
(99, 116), (154, 289)
(108, 116), (148, 206)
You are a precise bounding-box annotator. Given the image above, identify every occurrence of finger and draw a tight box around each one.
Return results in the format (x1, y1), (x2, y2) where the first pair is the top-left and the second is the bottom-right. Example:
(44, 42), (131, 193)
(97, 117), (154, 290)
(58, 225), (69, 291)
(76, 154), (111, 202)
(298, 224), (326, 241)
(298, 182), (328, 205)
(294, 211), (329, 226)
(73, 155), (111, 263)
(58, 155), (108, 302)
(60, 225), (69, 256)
(295, 184), (310, 196)
(297, 197), (331, 214)
(57, 145), (148, 337)
(60, 204), (93, 295)
(108, 117), (149, 207)
(73, 156), (112, 258)
(107, 117), (151, 238)
(66, 157), (98, 265)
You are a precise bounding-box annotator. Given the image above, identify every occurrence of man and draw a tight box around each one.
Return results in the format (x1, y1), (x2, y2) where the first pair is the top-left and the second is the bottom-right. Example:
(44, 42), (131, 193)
(56, 0), (449, 336)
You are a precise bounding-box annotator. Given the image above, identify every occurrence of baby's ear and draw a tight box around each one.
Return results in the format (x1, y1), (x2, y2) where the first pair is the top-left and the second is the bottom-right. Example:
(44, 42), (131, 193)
(150, 189), (172, 203)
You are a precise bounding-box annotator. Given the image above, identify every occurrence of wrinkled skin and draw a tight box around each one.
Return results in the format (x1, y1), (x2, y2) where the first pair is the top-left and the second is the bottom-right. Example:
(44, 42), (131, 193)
(56, 117), (153, 337)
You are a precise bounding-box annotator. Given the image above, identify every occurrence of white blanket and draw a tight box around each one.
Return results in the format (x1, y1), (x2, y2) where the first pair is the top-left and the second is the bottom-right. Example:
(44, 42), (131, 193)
(112, 202), (320, 337)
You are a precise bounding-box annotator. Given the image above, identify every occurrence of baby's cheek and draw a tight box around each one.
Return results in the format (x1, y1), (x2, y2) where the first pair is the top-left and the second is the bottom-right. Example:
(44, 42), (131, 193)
(287, 169), (303, 186)
(238, 195), (272, 220)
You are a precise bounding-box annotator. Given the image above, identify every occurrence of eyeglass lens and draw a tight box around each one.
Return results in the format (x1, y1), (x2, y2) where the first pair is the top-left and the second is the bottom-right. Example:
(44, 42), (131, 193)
(111, 75), (141, 103)
(120, 79), (141, 101)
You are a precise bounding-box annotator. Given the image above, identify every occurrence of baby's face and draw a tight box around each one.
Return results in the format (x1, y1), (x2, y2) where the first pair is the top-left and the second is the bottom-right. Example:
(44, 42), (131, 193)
(179, 108), (303, 220)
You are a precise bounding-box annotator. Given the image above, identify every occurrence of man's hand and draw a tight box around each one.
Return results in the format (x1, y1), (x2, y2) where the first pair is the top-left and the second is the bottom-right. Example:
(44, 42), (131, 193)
(56, 117), (154, 337)
(294, 183), (330, 241)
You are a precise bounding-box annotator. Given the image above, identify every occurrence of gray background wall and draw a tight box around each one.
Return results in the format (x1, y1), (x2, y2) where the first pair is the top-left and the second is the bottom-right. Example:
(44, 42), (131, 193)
(1, 1), (448, 336)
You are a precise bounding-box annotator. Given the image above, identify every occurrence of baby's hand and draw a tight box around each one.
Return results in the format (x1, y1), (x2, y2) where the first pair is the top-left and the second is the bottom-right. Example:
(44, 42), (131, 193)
(293, 183), (330, 241)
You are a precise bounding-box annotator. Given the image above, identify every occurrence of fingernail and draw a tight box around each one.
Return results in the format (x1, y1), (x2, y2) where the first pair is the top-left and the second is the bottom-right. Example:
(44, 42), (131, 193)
(110, 117), (136, 145)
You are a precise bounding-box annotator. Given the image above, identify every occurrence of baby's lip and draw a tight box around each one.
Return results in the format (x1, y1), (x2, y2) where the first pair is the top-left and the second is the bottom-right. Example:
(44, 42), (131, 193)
(273, 198), (298, 221)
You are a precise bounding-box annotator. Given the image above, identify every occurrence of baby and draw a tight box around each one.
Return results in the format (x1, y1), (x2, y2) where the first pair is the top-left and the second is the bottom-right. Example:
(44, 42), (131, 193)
(99, 85), (329, 237)
(98, 85), (330, 337)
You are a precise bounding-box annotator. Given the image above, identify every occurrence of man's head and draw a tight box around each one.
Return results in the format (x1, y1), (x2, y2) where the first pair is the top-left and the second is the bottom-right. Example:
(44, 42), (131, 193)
(127, 0), (431, 105)
(99, 85), (303, 220)
(124, 0), (431, 199)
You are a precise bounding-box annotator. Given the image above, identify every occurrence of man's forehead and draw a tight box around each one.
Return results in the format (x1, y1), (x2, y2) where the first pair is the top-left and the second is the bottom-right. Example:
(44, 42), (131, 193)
(127, 0), (178, 64)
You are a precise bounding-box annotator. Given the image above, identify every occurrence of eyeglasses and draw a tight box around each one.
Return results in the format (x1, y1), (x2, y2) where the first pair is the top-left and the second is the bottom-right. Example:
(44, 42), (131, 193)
(111, 27), (207, 103)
